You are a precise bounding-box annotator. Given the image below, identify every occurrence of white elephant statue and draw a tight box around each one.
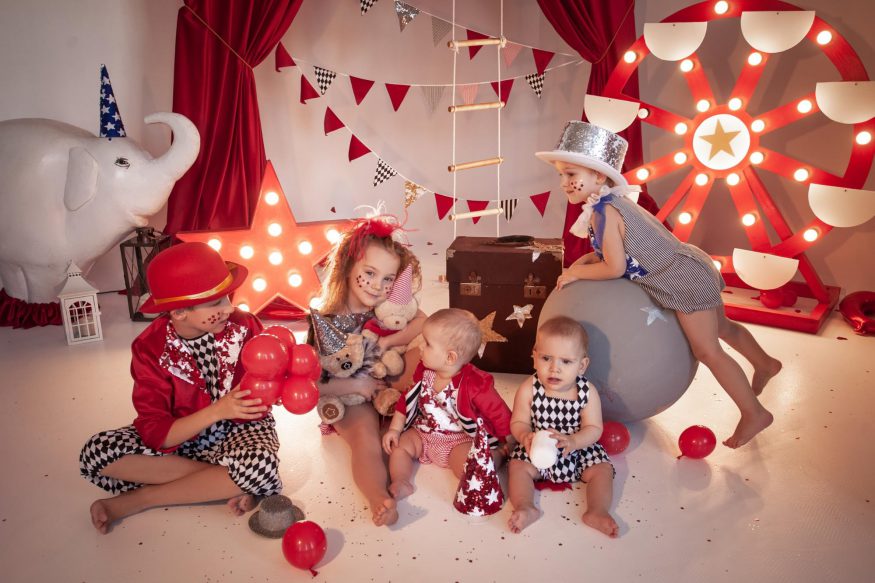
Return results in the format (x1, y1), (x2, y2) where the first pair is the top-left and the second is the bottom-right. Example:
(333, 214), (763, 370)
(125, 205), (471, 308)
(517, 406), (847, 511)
(0, 113), (200, 303)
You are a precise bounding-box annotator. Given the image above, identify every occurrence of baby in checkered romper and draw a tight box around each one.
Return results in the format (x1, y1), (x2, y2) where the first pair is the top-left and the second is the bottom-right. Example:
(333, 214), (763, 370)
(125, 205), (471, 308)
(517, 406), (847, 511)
(508, 316), (617, 537)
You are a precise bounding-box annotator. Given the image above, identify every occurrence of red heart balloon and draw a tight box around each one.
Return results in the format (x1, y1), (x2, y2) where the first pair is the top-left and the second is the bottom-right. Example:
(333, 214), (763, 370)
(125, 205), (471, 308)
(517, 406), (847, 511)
(241, 334), (289, 380)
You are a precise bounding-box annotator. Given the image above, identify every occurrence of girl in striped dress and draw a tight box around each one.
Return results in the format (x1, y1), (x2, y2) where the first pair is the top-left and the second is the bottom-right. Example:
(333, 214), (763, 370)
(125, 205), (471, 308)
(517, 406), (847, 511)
(536, 122), (781, 449)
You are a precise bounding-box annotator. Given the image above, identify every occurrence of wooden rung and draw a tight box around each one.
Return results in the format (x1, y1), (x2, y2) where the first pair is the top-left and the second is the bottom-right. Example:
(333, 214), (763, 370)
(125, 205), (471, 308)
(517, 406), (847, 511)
(448, 157), (504, 172)
(448, 36), (506, 49)
(449, 208), (502, 221)
(448, 101), (505, 113)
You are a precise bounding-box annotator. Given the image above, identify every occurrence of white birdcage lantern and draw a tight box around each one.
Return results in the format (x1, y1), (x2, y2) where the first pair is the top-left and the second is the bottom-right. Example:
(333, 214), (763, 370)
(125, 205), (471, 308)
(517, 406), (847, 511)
(58, 262), (103, 345)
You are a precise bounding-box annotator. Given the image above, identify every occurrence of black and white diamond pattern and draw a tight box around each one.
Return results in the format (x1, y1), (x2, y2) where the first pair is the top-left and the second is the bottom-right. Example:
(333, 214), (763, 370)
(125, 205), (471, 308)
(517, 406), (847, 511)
(500, 198), (518, 221)
(314, 66), (337, 95)
(525, 72), (545, 98)
(185, 334), (222, 400)
(373, 158), (397, 187)
(360, 0), (379, 15)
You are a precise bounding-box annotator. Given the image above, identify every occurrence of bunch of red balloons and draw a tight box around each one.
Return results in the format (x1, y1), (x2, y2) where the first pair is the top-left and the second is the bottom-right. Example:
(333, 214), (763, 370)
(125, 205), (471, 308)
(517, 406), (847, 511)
(239, 325), (322, 416)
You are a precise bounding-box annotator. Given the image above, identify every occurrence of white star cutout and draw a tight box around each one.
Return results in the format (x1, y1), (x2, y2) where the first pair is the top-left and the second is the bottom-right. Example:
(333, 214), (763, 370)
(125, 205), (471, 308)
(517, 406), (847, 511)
(641, 306), (668, 326)
(505, 304), (533, 328)
(467, 475), (483, 491)
(485, 489), (500, 505)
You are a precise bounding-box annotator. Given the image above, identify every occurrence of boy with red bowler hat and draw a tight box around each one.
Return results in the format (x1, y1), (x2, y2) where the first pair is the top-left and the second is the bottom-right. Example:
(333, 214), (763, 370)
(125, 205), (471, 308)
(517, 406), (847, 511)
(79, 242), (282, 534)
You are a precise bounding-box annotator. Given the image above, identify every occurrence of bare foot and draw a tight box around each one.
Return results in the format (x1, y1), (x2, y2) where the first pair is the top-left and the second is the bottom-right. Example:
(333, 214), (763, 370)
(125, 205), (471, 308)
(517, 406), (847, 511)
(752, 358), (782, 396)
(582, 510), (619, 538)
(508, 506), (542, 533)
(723, 408), (774, 448)
(90, 494), (143, 534)
(227, 494), (257, 516)
(388, 480), (415, 501)
(372, 497), (398, 527)
(90, 499), (113, 534)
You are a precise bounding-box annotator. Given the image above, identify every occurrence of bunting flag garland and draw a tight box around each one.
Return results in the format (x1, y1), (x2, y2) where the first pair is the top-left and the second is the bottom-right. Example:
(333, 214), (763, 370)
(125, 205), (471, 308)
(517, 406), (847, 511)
(404, 180), (426, 208)
(394, 1), (420, 32)
(530, 191), (551, 217)
(314, 66), (337, 95)
(348, 135), (371, 161)
(419, 85), (445, 114)
(374, 159), (398, 187)
(385, 83), (411, 111)
(300, 74), (320, 104)
(434, 193), (455, 220)
(466, 30), (490, 59)
(532, 48), (555, 76)
(500, 199), (518, 221)
(431, 16), (452, 46)
(502, 42), (523, 67)
(458, 84), (479, 106)
(525, 72), (545, 99)
(324, 107), (345, 134)
(466, 200), (491, 224)
(490, 79), (514, 105)
(360, 0), (378, 15)
(350, 76), (375, 105)
(275, 42), (295, 71)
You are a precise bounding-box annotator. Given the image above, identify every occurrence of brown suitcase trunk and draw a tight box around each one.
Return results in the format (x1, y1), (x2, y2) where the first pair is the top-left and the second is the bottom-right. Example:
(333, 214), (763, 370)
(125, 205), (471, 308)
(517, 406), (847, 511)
(446, 236), (563, 374)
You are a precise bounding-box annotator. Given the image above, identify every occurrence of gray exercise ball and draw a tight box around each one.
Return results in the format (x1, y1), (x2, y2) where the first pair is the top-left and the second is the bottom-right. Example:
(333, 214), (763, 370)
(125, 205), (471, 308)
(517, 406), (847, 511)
(539, 278), (698, 423)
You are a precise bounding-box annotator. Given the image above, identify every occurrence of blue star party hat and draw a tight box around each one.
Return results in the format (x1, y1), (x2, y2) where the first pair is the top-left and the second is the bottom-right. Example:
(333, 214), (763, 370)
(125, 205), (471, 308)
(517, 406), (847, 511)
(99, 64), (126, 139)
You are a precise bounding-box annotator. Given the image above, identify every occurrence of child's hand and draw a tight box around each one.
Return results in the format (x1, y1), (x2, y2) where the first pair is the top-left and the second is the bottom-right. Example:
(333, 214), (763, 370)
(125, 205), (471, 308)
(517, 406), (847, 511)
(350, 377), (387, 401)
(550, 431), (577, 457)
(556, 268), (580, 290)
(382, 429), (401, 454)
(214, 387), (267, 421)
(376, 335), (393, 353)
(521, 431), (535, 453)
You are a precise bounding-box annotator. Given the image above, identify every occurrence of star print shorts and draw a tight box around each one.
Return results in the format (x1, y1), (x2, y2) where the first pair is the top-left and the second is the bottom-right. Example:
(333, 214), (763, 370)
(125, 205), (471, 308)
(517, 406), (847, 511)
(414, 428), (472, 468)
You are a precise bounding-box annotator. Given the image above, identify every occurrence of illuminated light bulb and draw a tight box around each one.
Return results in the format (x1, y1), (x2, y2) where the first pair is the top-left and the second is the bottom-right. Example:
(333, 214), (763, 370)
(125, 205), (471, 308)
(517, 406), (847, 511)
(207, 238), (222, 251)
(637, 108), (650, 119)
(288, 273), (303, 287)
(803, 228), (819, 242)
(696, 99), (710, 112)
(264, 191), (280, 205)
(674, 122), (688, 135)
(816, 30), (832, 45)
(751, 119), (765, 133)
(726, 173), (740, 186)
(695, 173), (709, 186)
(747, 52), (763, 66)
(636, 168), (650, 181)
(728, 97), (743, 111)
(712, 259), (723, 270)
(797, 99), (813, 114)
(298, 241), (313, 255)
(794, 168), (810, 182)
(326, 228), (341, 244)
(268, 251), (283, 265)
(674, 152), (688, 164)
(749, 151), (764, 164)
(252, 278), (267, 292)
(679, 59), (694, 73)
(238, 303), (250, 312)
(856, 131), (872, 145)
(267, 222), (282, 237)
(678, 212), (693, 225)
(714, 1), (729, 15)
(240, 245), (254, 259)
(623, 50), (637, 63)
(742, 213), (757, 226)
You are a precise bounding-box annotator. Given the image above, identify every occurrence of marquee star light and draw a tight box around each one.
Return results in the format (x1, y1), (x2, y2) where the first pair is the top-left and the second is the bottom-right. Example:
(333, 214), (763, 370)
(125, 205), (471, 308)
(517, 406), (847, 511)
(177, 162), (347, 315)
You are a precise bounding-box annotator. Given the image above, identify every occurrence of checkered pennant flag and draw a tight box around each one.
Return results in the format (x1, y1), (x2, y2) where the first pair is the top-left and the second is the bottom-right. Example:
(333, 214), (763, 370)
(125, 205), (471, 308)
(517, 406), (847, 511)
(373, 159), (397, 187)
(313, 66), (337, 95)
(500, 199), (518, 221)
(525, 72), (545, 99)
(360, 0), (379, 15)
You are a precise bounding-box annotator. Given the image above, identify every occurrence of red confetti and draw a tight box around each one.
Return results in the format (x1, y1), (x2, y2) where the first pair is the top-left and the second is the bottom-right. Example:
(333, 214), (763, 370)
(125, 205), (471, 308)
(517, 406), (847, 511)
(837, 336), (848, 340)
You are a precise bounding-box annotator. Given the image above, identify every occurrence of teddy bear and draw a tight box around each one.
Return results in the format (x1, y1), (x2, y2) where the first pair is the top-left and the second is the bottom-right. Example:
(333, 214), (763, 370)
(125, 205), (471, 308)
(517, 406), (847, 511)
(361, 264), (419, 379)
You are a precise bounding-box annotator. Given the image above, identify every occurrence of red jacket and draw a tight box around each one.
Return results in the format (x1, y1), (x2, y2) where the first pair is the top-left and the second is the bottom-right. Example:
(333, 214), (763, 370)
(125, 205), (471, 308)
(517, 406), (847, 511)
(131, 310), (263, 452)
(395, 362), (512, 447)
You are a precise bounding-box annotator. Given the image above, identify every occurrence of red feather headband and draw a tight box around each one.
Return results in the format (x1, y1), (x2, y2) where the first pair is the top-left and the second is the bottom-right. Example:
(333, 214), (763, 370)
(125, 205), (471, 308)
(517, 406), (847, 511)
(346, 209), (410, 261)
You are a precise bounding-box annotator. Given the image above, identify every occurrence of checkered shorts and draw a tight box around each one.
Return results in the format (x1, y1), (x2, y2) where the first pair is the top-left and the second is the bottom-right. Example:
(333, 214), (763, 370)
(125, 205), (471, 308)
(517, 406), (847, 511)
(79, 417), (282, 496)
(511, 442), (613, 483)
(414, 428), (472, 469)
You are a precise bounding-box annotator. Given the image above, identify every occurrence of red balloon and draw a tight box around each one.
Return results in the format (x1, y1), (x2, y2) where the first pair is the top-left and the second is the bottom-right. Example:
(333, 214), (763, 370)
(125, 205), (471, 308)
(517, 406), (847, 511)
(759, 289), (783, 309)
(678, 425), (717, 459)
(264, 325), (297, 352)
(241, 334), (289, 380)
(240, 373), (282, 409)
(598, 421), (630, 455)
(288, 344), (321, 379)
(282, 521), (327, 574)
(281, 376), (319, 414)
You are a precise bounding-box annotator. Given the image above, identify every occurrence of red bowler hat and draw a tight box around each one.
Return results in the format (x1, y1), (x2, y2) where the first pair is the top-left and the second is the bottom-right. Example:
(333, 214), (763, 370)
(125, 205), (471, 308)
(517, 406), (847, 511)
(140, 242), (248, 313)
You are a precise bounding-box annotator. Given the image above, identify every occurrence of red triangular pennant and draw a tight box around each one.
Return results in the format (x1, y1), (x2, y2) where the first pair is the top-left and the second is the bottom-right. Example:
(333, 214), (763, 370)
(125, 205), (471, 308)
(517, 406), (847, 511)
(385, 83), (411, 111)
(490, 78), (515, 105)
(275, 42), (295, 72)
(349, 76), (375, 105)
(530, 191), (550, 217)
(466, 30), (489, 59)
(532, 48), (555, 76)
(348, 135), (371, 161)
(300, 75), (320, 104)
(434, 193), (455, 220)
(324, 107), (345, 135)
(466, 200), (490, 224)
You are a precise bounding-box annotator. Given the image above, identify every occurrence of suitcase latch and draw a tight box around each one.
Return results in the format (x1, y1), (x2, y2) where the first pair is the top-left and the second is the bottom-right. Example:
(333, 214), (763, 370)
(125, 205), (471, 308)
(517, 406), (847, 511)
(460, 272), (482, 297)
(523, 273), (547, 299)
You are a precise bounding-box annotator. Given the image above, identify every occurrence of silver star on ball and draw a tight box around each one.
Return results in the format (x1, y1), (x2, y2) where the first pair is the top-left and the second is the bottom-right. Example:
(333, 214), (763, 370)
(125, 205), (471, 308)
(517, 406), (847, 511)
(506, 304), (534, 328)
(641, 306), (668, 326)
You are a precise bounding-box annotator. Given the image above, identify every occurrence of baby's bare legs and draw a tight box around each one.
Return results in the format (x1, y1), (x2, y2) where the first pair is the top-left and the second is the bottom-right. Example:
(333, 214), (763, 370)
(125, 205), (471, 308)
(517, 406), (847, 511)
(507, 459), (542, 533)
(448, 442), (504, 478)
(580, 463), (619, 538)
(678, 309), (773, 448)
(388, 430), (422, 500)
(716, 309), (782, 395)
(334, 404), (397, 526)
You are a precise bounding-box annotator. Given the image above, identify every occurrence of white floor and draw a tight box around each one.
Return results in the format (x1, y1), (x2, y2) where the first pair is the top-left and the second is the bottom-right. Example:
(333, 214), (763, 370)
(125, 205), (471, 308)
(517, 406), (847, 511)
(2, 256), (874, 583)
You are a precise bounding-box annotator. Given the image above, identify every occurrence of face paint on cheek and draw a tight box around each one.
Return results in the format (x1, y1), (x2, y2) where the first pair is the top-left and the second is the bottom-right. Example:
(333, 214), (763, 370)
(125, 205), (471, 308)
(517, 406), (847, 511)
(571, 180), (585, 191)
(355, 274), (368, 290)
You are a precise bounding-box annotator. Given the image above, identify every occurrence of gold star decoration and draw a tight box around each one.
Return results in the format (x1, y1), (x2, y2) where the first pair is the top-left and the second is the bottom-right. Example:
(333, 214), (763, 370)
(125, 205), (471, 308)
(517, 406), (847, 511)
(477, 311), (508, 358)
(699, 119), (741, 160)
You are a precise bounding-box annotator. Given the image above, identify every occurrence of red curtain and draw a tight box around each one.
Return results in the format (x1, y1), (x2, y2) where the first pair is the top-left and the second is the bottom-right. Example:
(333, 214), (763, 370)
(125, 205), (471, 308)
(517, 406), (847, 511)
(538, 0), (660, 266)
(165, 0), (304, 234)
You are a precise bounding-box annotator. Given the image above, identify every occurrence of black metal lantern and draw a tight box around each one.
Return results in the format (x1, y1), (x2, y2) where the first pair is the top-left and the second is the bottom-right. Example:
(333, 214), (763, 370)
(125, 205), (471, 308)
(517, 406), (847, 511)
(120, 227), (172, 321)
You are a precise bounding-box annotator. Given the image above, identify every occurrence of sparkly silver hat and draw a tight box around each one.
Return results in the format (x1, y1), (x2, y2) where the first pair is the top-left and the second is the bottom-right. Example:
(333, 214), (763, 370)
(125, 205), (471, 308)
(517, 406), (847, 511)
(535, 121), (628, 187)
(310, 310), (347, 356)
(248, 495), (305, 538)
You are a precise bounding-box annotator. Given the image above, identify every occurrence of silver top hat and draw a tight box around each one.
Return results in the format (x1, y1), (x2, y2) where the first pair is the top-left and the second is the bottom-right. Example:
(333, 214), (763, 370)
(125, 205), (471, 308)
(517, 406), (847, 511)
(310, 310), (348, 356)
(535, 121), (629, 187)
(248, 495), (305, 538)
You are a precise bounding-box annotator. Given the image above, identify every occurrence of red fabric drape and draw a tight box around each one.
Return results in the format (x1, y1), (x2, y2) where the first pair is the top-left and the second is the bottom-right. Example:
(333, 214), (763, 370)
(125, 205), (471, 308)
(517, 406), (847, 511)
(538, 0), (660, 267)
(0, 290), (62, 328)
(165, 0), (304, 234)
